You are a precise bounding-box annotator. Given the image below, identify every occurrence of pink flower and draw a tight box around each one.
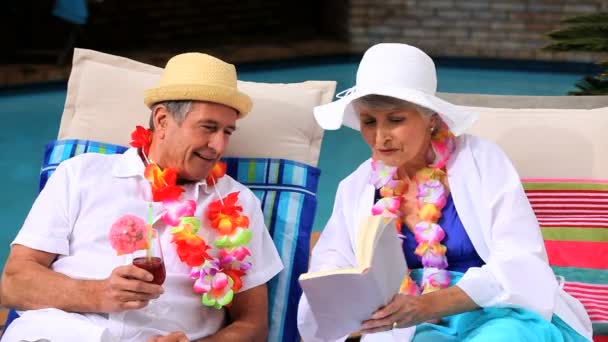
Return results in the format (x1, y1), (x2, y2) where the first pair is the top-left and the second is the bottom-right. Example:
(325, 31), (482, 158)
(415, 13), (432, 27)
(417, 180), (447, 210)
(194, 262), (223, 293)
(427, 123), (456, 169)
(369, 160), (398, 189)
(371, 197), (401, 217)
(415, 242), (447, 268)
(219, 247), (252, 273)
(421, 267), (451, 294)
(413, 222), (445, 243)
(161, 200), (196, 226)
(421, 252), (448, 269)
(190, 267), (201, 279)
(109, 214), (149, 255)
(193, 260), (236, 309)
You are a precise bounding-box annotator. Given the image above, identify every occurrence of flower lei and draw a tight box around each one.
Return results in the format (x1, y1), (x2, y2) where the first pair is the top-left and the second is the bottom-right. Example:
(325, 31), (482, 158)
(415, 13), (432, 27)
(108, 125), (252, 309)
(370, 122), (455, 296)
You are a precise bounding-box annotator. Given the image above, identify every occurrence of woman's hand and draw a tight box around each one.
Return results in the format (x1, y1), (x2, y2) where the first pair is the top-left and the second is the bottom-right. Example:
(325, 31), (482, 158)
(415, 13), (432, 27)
(359, 293), (430, 334)
(359, 286), (479, 334)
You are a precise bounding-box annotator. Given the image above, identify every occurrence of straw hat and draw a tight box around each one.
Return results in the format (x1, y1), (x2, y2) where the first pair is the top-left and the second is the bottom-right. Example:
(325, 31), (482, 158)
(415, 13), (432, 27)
(144, 53), (252, 117)
(313, 43), (477, 135)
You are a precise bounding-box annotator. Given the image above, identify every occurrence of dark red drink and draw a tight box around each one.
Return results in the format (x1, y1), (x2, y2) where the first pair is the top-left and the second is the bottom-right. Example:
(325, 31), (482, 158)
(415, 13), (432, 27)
(133, 257), (166, 285)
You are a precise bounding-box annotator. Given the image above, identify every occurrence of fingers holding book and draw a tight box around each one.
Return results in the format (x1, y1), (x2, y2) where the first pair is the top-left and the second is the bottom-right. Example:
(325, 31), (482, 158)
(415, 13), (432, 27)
(358, 293), (428, 334)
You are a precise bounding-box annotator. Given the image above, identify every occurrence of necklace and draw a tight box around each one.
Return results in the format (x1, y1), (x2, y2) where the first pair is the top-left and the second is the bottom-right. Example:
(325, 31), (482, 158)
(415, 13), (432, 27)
(370, 123), (455, 295)
(109, 126), (252, 309)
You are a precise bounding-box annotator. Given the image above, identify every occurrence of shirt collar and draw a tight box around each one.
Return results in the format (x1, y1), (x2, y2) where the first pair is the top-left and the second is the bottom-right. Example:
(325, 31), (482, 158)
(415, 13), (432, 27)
(111, 148), (213, 194)
(112, 148), (145, 178)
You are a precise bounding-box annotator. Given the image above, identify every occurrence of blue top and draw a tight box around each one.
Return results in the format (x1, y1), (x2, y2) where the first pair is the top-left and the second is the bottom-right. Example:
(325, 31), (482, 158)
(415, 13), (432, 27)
(374, 191), (485, 273)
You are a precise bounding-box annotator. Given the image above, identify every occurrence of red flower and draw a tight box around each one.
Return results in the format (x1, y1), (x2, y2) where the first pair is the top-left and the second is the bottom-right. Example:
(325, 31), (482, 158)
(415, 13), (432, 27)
(172, 231), (212, 267)
(207, 192), (242, 221)
(206, 162), (227, 185)
(212, 214), (250, 236)
(130, 126), (152, 156)
(224, 269), (245, 292)
(144, 164), (184, 202)
(153, 185), (184, 203)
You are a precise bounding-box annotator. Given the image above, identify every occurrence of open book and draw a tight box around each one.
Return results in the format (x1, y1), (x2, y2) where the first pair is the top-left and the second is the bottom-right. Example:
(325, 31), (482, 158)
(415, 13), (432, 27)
(299, 215), (407, 340)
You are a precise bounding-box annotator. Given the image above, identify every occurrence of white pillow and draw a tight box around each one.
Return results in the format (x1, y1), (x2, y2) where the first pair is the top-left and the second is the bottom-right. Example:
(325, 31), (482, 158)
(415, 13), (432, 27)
(58, 49), (162, 142)
(227, 81), (334, 166)
(58, 48), (336, 166)
(462, 106), (608, 179)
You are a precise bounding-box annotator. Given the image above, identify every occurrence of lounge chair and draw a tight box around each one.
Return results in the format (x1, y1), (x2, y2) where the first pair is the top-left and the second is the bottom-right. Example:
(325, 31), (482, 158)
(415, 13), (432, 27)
(2, 48), (336, 342)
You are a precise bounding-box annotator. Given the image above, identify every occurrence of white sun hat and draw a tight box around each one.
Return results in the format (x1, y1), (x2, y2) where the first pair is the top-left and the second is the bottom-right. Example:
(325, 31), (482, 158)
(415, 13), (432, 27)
(313, 43), (478, 135)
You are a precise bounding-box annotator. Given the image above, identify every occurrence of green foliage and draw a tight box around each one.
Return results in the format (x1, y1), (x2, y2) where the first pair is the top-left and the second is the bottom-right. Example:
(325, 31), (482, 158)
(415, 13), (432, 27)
(569, 75), (608, 95)
(561, 13), (608, 25)
(542, 13), (608, 95)
(545, 24), (608, 52)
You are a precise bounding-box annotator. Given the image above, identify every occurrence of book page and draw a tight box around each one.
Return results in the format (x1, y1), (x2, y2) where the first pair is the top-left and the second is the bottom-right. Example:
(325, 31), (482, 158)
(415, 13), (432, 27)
(298, 266), (366, 280)
(368, 217), (407, 305)
(299, 215), (407, 340)
(355, 215), (383, 268)
(356, 215), (401, 268)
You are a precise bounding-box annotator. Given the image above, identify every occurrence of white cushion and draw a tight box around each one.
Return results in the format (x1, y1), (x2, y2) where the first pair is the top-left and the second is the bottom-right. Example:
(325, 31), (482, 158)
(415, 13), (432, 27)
(227, 81), (334, 166)
(439, 93), (608, 109)
(57, 49), (162, 142)
(58, 48), (336, 166)
(463, 106), (608, 179)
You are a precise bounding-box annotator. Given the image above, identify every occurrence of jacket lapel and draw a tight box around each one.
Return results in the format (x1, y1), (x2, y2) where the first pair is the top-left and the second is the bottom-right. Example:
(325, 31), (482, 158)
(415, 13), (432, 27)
(447, 135), (490, 261)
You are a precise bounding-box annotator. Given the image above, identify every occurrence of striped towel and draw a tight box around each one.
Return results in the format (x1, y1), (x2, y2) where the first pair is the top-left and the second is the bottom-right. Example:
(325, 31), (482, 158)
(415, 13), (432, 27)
(523, 179), (608, 338)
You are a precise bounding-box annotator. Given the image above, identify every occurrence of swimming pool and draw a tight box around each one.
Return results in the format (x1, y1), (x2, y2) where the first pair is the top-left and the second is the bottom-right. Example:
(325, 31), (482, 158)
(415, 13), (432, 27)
(0, 58), (590, 270)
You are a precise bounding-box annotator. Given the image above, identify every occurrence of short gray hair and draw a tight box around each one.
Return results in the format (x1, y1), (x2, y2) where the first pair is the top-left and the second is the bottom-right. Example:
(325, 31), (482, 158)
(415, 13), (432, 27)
(353, 95), (435, 118)
(148, 100), (193, 130)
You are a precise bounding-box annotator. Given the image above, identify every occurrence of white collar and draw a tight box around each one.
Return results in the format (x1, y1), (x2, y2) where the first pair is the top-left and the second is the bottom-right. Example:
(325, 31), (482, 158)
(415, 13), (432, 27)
(111, 148), (213, 194)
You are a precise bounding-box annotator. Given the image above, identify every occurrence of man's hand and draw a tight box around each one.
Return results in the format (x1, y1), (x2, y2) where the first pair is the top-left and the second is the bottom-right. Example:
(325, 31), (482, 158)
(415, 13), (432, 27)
(147, 331), (189, 342)
(96, 264), (164, 312)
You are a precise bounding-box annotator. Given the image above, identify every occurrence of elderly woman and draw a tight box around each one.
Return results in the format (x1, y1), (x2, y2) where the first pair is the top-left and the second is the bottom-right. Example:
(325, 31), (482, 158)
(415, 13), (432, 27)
(297, 43), (592, 341)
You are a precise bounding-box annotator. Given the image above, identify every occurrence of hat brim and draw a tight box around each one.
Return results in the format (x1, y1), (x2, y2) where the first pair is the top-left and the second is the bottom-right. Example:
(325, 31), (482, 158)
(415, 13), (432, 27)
(314, 87), (478, 136)
(144, 84), (253, 117)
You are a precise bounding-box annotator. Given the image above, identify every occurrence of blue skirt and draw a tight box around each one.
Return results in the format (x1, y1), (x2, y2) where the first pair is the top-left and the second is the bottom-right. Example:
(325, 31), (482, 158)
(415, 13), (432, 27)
(409, 270), (589, 342)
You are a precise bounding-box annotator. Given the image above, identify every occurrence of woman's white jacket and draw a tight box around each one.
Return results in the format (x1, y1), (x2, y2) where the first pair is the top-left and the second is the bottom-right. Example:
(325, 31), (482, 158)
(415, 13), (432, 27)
(297, 134), (592, 341)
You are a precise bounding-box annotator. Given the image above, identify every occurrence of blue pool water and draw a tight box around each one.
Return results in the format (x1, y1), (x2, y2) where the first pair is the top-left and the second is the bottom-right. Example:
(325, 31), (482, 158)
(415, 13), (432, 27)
(0, 58), (588, 270)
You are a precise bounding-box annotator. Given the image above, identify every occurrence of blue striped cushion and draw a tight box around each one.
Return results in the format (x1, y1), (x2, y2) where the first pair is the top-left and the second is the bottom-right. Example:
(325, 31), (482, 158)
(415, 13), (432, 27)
(39, 139), (319, 342)
(40, 139), (128, 191)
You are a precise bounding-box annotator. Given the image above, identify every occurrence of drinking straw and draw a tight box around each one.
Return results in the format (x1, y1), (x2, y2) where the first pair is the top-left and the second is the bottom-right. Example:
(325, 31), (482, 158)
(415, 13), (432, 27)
(147, 202), (153, 262)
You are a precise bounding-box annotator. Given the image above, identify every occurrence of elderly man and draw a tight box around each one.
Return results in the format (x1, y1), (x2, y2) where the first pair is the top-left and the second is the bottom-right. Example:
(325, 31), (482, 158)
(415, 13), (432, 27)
(0, 53), (283, 342)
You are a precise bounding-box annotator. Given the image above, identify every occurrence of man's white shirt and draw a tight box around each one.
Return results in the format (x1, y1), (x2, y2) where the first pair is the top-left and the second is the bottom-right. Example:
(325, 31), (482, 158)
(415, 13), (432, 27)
(4, 148), (283, 341)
